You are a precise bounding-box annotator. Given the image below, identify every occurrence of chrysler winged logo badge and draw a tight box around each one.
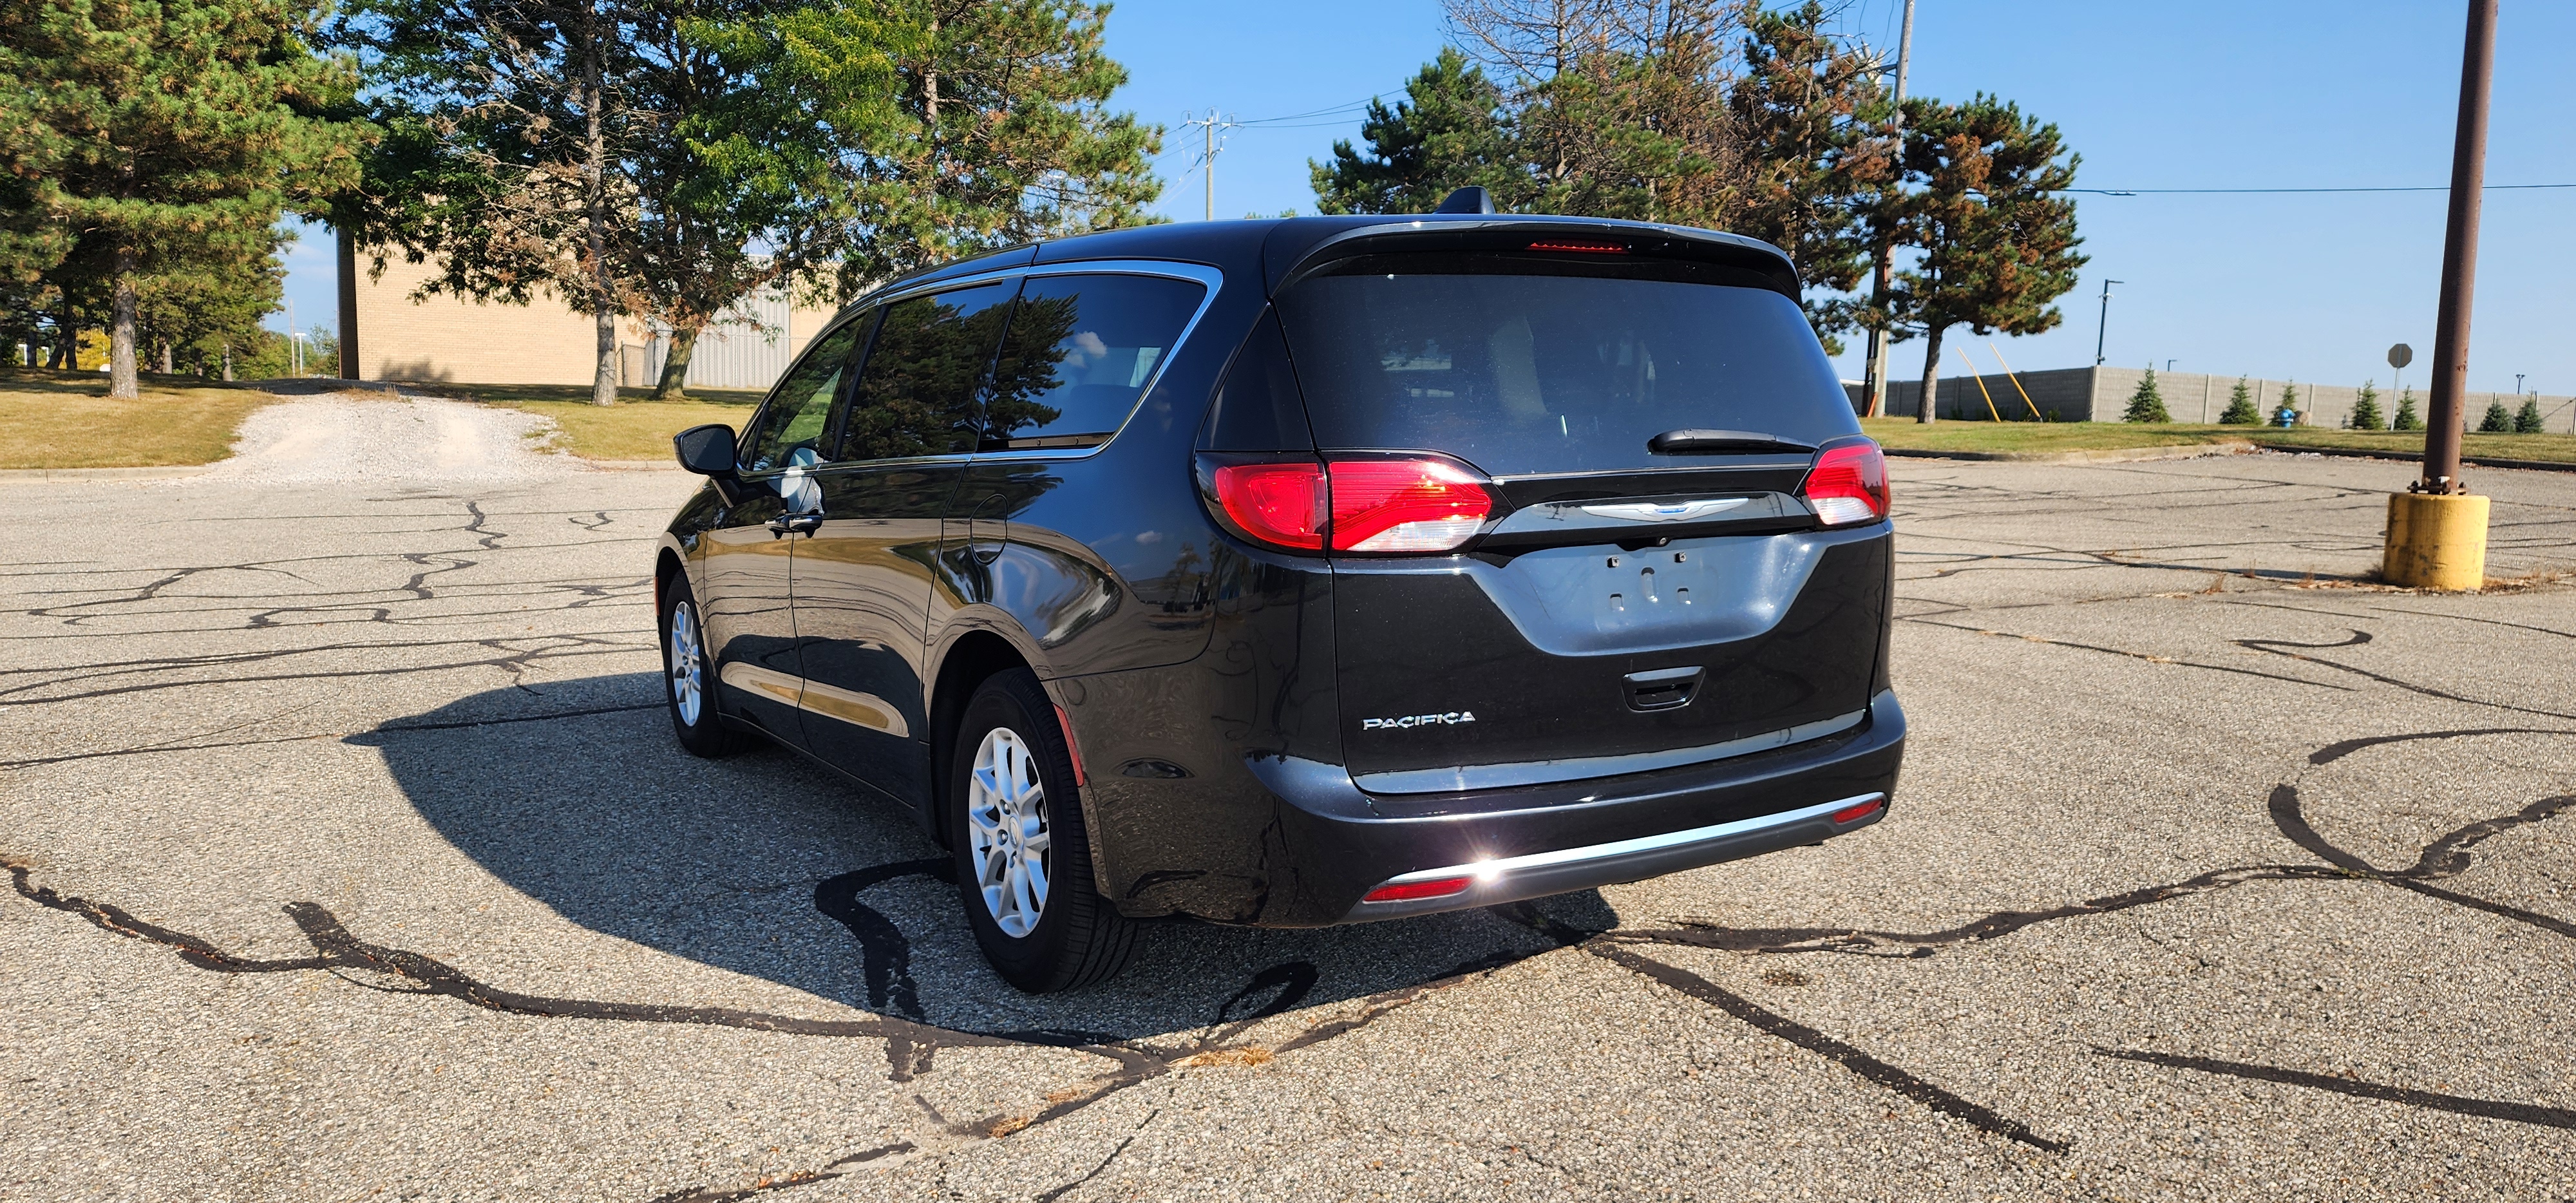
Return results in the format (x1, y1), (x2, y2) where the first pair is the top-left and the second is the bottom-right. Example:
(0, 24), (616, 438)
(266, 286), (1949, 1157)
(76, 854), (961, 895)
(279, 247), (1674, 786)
(1580, 497), (1750, 523)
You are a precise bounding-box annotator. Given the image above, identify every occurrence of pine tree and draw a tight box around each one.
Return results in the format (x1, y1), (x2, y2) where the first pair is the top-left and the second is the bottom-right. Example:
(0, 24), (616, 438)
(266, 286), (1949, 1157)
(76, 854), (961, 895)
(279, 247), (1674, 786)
(2123, 366), (2169, 422)
(1312, 49), (1524, 216)
(1870, 95), (2086, 424)
(3, 0), (365, 398)
(1725, 3), (1896, 352)
(2275, 383), (2302, 426)
(2514, 397), (2544, 433)
(2218, 377), (2259, 424)
(2477, 401), (2512, 433)
(2393, 387), (2423, 431)
(2349, 381), (2385, 430)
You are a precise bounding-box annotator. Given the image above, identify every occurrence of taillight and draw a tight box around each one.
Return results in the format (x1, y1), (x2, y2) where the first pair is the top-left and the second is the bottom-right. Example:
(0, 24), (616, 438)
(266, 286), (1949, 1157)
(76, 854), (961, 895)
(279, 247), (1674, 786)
(1801, 440), (1889, 526)
(1327, 459), (1493, 552)
(1211, 462), (1327, 549)
(1206, 455), (1496, 554)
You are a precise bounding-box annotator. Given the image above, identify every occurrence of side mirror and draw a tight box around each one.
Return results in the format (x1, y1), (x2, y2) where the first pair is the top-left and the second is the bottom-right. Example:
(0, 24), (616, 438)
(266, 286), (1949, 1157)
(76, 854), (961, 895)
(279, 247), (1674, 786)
(674, 424), (738, 475)
(675, 424), (749, 506)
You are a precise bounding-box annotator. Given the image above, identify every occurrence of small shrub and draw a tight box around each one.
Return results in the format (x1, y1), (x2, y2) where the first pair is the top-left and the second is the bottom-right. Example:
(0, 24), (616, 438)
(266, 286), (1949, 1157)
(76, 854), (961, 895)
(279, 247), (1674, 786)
(2393, 387), (2423, 431)
(2514, 397), (2544, 433)
(2218, 378), (2259, 424)
(2349, 381), (2385, 430)
(2477, 401), (2512, 433)
(2275, 383), (2302, 426)
(2123, 367), (2170, 423)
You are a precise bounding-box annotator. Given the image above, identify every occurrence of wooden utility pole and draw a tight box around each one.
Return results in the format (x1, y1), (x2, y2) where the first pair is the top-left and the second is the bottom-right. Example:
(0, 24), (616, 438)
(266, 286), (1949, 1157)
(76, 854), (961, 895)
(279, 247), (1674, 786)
(1180, 110), (1236, 222)
(1861, 0), (1915, 418)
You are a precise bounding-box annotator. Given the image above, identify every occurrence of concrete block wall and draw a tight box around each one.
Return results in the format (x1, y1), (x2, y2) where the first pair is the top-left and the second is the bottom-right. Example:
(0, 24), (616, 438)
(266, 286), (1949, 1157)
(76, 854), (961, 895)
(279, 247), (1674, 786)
(1849, 365), (2571, 431)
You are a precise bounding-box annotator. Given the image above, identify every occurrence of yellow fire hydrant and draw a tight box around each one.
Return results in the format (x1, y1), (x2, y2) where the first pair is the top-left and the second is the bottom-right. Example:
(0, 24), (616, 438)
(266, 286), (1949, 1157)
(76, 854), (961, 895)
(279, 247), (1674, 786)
(2383, 493), (2488, 590)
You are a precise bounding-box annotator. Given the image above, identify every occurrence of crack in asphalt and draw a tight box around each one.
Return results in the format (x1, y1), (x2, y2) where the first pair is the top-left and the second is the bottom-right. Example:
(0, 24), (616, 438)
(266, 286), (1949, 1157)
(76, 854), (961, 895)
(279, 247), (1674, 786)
(10, 476), (2572, 1200)
(2091, 1049), (2576, 1131)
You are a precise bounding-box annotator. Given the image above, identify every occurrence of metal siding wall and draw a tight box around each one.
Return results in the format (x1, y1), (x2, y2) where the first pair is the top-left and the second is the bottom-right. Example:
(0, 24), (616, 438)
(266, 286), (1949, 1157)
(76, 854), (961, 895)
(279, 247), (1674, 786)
(648, 288), (793, 390)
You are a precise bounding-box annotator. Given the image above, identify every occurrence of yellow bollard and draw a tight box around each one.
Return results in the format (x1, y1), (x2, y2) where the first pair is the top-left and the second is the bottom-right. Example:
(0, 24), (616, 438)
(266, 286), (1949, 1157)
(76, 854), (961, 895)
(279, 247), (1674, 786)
(2382, 493), (2490, 589)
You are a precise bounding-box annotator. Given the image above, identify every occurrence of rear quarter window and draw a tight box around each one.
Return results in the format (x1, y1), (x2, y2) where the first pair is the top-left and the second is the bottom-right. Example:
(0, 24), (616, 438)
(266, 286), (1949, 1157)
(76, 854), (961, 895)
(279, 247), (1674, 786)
(984, 272), (1206, 450)
(1276, 255), (1859, 476)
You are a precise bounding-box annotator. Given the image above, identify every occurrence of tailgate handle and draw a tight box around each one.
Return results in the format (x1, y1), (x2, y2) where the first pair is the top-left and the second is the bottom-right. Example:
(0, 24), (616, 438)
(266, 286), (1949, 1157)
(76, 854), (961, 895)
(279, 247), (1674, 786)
(1624, 666), (1705, 712)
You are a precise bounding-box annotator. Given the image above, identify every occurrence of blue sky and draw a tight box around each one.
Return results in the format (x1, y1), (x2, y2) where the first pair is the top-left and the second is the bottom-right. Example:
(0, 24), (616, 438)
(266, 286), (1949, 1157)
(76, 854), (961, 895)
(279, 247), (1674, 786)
(279, 0), (2574, 397)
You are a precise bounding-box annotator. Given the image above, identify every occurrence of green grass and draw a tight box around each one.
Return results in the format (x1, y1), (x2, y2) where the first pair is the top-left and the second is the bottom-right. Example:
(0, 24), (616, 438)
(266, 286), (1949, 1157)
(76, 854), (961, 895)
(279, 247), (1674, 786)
(1863, 417), (2576, 465)
(416, 383), (767, 461)
(0, 368), (285, 469)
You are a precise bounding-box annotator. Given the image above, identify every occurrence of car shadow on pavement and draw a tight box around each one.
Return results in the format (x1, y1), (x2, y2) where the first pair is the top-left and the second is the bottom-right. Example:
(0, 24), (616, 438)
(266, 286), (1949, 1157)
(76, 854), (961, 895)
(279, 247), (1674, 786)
(361, 675), (1615, 1046)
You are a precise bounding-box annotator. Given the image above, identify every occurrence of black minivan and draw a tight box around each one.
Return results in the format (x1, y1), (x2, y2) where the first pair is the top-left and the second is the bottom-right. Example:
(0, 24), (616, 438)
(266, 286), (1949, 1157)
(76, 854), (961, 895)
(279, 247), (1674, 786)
(654, 200), (1902, 991)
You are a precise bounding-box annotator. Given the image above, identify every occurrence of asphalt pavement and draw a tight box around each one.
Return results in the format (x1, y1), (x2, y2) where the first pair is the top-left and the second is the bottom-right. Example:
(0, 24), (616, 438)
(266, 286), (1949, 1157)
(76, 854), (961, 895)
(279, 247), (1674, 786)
(3, 403), (2571, 1202)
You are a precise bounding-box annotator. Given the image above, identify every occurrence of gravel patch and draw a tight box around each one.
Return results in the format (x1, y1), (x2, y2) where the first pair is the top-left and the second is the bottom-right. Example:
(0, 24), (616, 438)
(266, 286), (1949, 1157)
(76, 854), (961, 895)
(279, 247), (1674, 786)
(193, 392), (574, 486)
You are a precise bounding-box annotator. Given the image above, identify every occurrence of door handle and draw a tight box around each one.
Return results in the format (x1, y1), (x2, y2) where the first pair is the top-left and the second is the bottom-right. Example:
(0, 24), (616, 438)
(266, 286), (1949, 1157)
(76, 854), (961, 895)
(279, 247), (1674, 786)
(767, 513), (822, 538)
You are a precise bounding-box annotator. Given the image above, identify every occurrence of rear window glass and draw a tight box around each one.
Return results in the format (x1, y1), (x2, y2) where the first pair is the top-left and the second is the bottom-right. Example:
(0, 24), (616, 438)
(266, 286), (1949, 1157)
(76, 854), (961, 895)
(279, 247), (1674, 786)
(985, 273), (1206, 449)
(1275, 259), (1858, 475)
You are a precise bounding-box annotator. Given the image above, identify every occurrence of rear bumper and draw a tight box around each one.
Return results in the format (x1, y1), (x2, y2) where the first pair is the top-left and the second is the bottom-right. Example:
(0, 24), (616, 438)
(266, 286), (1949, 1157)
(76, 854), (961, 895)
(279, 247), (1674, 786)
(1343, 790), (1885, 921)
(1240, 688), (1906, 926)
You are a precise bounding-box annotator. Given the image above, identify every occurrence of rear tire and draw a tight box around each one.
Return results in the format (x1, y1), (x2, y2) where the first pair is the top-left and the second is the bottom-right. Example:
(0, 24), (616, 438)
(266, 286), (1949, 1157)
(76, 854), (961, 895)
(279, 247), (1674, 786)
(660, 574), (741, 758)
(949, 669), (1134, 992)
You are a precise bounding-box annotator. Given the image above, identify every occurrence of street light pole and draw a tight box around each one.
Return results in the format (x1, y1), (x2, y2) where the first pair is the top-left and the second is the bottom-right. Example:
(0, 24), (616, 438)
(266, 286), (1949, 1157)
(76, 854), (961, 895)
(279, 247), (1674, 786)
(2384, 0), (2497, 590)
(2093, 279), (2121, 366)
(1859, 0), (1915, 419)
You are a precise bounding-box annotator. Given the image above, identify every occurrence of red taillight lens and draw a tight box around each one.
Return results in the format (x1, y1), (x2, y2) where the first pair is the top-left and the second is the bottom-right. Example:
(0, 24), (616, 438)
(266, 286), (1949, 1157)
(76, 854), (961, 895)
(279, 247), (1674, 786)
(1801, 441), (1889, 526)
(1362, 876), (1473, 903)
(1327, 459), (1493, 553)
(1527, 240), (1627, 254)
(1211, 462), (1327, 550)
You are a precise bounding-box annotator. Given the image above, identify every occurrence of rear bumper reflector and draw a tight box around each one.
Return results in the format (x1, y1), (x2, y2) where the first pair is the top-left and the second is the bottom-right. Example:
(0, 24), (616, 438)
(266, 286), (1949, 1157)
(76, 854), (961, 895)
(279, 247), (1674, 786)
(1361, 876), (1473, 904)
(1830, 796), (1884, 824)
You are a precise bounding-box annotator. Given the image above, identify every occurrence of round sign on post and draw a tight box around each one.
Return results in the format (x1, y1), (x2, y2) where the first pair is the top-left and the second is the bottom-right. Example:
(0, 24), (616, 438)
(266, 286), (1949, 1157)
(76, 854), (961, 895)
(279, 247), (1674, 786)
(2388, 343), (2414, 370)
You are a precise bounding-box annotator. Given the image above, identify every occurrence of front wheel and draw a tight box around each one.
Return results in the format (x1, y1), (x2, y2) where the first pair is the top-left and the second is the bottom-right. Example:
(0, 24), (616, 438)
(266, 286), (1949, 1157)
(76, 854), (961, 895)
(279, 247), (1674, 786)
(659, 574), (741, 758)
(949, 669), (1134, 992)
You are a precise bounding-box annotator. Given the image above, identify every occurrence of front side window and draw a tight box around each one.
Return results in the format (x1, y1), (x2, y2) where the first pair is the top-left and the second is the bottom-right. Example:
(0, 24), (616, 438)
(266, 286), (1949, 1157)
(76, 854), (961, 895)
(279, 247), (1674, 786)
(983, 273), (1206, 450)
(740, 316), (868, 473)
(840, 281), (1019, 462)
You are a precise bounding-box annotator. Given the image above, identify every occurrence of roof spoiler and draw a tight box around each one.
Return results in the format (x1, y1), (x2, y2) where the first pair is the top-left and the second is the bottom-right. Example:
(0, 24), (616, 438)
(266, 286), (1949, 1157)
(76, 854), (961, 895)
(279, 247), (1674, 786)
(1266, 217), (1801, 299)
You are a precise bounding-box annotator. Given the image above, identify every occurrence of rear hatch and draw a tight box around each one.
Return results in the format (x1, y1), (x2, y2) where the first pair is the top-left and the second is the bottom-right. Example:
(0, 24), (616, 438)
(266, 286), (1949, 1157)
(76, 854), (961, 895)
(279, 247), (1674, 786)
(1270, 241), (1889, 795)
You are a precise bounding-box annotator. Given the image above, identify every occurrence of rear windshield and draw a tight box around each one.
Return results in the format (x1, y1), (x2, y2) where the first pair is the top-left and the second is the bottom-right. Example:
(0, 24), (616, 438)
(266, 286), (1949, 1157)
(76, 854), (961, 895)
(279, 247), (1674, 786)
(1275, 257), (1859, 476)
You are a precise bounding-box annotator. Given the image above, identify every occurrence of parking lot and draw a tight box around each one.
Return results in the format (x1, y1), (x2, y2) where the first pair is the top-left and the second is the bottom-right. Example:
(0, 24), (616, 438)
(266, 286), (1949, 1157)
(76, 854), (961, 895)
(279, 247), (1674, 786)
(4, 398), (2572, 1202)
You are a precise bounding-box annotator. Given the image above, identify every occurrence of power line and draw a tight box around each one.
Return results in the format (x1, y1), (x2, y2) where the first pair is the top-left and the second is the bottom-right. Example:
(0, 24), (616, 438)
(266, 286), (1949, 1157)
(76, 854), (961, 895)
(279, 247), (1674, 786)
(2070, 183), (2575, 196)
(1235, 94), (1388, 126)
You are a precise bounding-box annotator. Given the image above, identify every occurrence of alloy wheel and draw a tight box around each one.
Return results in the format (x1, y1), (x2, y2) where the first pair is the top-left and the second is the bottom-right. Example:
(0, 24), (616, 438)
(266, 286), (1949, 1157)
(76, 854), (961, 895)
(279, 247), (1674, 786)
(967, 726), (1052, 938)
(667, 600), (705, 725)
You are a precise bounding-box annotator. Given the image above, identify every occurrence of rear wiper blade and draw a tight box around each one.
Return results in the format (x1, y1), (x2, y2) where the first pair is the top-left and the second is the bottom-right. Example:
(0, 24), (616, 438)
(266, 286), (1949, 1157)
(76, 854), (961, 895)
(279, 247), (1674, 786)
(1646, 428), (1817, 455)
